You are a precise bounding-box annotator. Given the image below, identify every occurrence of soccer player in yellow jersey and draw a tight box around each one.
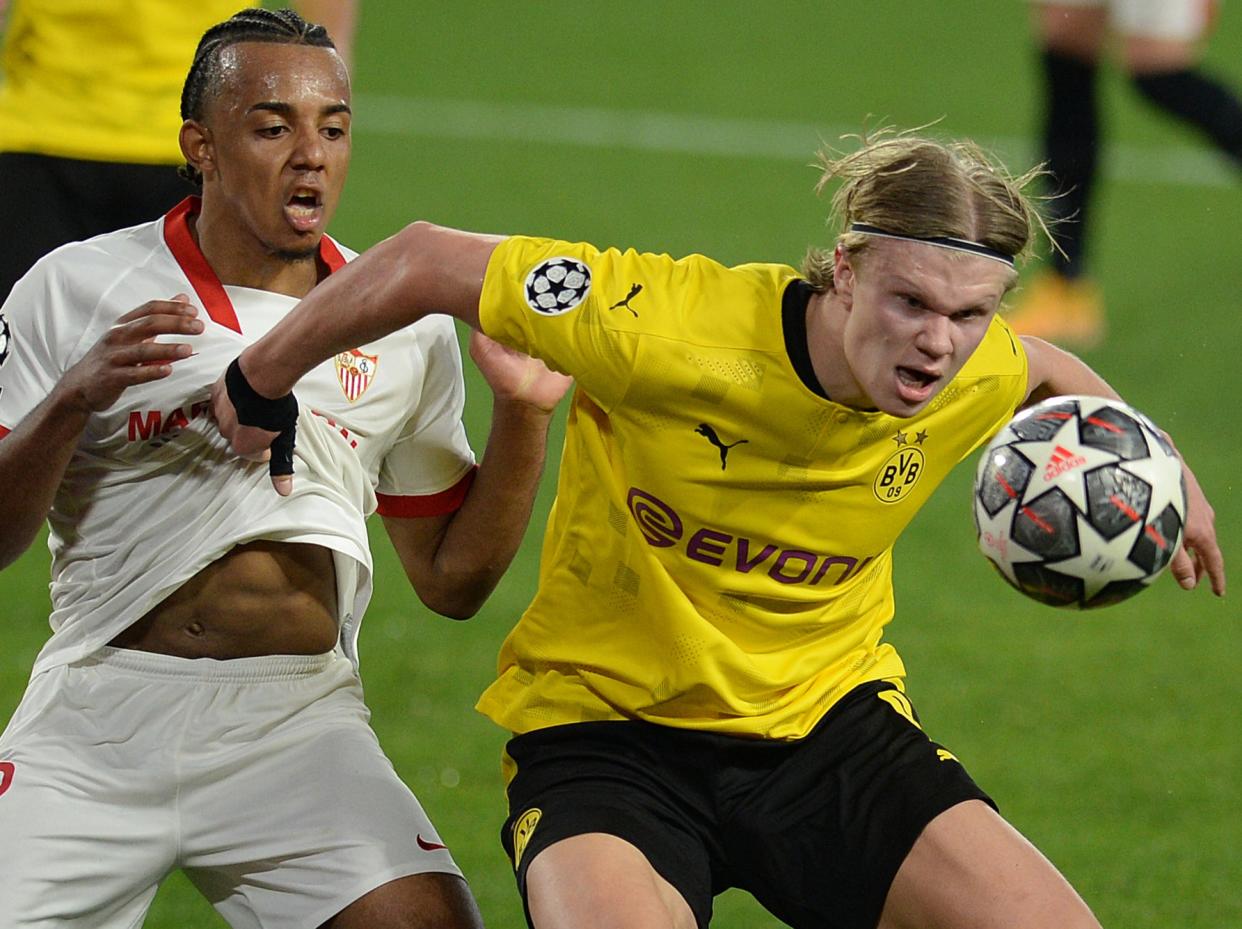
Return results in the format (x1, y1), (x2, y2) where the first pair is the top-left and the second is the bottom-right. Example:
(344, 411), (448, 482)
(0, 0), (358, 303)
(214, 134), (1226, 929)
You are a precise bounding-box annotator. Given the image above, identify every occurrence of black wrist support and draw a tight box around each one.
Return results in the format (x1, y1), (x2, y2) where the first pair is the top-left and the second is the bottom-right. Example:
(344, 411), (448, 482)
(225, 358), (299, 432)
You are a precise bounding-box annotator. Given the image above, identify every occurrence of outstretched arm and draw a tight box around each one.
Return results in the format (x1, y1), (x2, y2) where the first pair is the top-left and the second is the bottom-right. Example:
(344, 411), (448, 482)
(0, 298), (202, 569)
(383, 332), (572, 618)
(212, 223), (499, 494)
(213, 224), (505, 492)
(1022, 335), (1225, 597)
(241, 223), (501, 402)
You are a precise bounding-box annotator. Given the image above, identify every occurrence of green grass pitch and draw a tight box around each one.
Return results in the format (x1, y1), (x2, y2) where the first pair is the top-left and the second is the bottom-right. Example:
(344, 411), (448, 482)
(2, 2), (1238, 925)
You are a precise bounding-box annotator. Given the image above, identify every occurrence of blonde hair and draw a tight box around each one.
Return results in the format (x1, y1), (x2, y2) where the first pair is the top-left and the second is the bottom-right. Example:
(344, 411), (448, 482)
(802, 129), (1049, 290)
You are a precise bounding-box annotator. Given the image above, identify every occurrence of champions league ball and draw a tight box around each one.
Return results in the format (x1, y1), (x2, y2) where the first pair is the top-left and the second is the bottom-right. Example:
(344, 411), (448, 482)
(973, 396), (1187, 609)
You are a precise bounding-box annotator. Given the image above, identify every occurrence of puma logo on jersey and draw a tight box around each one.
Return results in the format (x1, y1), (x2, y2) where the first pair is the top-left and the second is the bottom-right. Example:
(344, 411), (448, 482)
(608, 283), (643, 316)
(695, 423), (748, 470)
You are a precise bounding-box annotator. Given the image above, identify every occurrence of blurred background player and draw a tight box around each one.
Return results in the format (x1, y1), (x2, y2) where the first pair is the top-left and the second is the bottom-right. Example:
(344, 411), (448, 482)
(0, 0), (358, 304)
(0, 8), (568, 927)
(1007, 0), (1242, 347)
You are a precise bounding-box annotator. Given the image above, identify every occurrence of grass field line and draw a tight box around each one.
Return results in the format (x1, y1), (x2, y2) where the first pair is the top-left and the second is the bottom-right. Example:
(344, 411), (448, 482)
(356, 93), (1237, 189)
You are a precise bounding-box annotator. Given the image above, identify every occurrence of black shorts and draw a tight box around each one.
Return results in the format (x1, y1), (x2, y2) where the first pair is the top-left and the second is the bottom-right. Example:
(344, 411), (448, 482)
(0, 152), (193, 302)
(500, 681), (995, 929)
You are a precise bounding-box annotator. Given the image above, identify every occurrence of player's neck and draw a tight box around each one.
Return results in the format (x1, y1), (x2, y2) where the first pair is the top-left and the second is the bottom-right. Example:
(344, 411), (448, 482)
(805, 291), (864, 408)
(188, 209), (321, 299)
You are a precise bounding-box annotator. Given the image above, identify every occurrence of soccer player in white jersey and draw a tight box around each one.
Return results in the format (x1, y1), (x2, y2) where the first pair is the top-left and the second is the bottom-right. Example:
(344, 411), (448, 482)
(1007, 0), (1242, 346)
(214, 134), (1225, 929)
(0, 9), (568, 929)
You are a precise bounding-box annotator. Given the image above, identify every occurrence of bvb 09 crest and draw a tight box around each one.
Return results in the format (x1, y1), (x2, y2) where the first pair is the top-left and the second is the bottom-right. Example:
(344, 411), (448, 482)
(872, 430), (927, 504)
(334, 349), (378, 402)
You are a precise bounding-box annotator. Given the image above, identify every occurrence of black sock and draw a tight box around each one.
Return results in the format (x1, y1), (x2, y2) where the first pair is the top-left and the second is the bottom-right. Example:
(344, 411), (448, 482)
(1041, 49), (1100, 278)
(1132, 68), (1242, 167)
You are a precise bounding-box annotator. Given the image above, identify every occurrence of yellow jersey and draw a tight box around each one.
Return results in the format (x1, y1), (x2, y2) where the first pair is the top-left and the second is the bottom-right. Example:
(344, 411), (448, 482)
(0, 0), (243, 163)
(476, 236), (1028, 742)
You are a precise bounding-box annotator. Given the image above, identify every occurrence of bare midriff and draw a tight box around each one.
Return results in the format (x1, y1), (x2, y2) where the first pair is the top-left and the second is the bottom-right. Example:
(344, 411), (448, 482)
(108, 540), (340, 658)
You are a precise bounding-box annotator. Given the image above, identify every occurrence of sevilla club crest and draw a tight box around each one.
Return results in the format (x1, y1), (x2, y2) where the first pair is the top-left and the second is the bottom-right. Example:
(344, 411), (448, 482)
(334, 349), (378, 402)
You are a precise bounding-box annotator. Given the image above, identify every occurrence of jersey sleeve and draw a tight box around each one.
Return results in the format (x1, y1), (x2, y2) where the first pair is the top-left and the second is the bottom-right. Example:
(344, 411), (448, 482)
(478, 236), (717, 412)
(374, 316), (477, 518)
(0, 256), (89, 435)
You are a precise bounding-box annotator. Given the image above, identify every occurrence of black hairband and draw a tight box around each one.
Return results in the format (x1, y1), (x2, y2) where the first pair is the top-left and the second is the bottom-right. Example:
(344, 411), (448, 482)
(847, 223), (1016, 268)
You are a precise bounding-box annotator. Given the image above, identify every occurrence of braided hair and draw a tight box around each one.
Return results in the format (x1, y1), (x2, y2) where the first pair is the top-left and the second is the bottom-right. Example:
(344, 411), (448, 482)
(179, 8), (338, 185)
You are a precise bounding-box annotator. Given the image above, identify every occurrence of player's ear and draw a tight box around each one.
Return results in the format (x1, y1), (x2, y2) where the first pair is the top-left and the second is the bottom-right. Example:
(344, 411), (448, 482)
(179, 120), (214, 179)
(833, 245), (856, 304)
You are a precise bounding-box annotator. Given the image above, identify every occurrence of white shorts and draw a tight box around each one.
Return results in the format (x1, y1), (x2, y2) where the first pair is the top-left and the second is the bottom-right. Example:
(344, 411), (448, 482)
(0, 648), (463, 929)
(1040, 0), (1217, 40)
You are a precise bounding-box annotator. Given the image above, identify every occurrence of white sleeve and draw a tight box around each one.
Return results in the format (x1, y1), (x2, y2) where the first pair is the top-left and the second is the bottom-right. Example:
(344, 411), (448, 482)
(0, 256), (90, 433)
(374, 316), (477, 518)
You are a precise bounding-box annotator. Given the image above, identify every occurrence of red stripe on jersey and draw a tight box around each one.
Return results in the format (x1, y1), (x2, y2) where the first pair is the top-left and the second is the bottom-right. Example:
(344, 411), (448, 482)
(376, 467), (477, 518)
(320, 235), (347, 273)
(163, 197), (241, 333)
(162, 196), (348, 334)
(0, 424), (10, 439)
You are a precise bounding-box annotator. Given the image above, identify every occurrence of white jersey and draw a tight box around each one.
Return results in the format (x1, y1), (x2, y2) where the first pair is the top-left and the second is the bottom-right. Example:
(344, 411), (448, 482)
(1045, 0), (1215, 40)
(0, 197), (477, 676)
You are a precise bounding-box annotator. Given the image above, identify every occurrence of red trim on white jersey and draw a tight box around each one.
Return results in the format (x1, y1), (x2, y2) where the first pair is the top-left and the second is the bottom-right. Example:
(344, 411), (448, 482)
(319, 235), (347, 273)
(376, 466), (477, 518)
(162, 196), (347, 333)
(0, 424), (10, 439)
(163, 198), (239, 332)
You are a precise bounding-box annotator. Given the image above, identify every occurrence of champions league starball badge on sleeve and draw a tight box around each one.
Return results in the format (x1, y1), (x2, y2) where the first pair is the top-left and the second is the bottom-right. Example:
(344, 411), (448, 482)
(523, 258), (592, 316)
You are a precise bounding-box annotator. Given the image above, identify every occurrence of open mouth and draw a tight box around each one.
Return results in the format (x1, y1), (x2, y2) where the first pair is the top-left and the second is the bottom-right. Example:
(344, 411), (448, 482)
(896, 365), (939, 401)
(285, 190), (323, 232)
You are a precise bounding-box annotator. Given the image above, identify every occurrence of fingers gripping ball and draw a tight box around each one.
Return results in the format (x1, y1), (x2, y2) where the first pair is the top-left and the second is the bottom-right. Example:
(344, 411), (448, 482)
(224, 358), (299, 477)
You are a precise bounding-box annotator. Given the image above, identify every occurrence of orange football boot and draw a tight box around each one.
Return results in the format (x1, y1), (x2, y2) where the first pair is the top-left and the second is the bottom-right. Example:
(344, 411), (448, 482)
(1005, 271), (1106, 349)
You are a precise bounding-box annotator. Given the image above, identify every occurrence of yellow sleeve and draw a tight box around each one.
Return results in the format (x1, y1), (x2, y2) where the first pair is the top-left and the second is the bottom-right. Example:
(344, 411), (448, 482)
(479, 236), (786, 412)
